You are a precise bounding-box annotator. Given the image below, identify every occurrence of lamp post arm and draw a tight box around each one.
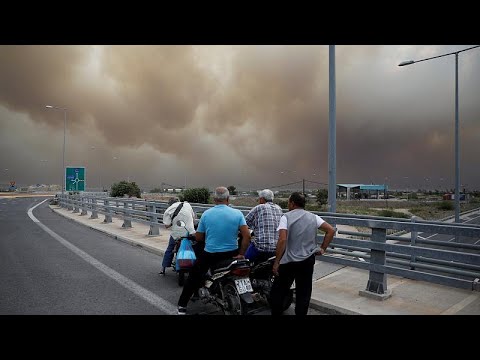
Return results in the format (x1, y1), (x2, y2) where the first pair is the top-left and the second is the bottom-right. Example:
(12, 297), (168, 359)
(411, 45), (480, 64)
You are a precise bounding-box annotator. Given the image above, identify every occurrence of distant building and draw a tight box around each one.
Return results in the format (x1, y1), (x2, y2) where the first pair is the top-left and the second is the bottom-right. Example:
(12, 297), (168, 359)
(443, 193), (466, 201)
(337, 184), (389, 200)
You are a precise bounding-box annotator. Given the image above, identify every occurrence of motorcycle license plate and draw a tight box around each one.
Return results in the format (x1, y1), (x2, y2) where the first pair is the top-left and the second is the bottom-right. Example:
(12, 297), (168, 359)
(234, 278), (253, 294)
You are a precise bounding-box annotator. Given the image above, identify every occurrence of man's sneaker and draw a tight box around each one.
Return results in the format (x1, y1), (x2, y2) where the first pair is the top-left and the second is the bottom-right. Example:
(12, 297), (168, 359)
(177, 306), (187, 315)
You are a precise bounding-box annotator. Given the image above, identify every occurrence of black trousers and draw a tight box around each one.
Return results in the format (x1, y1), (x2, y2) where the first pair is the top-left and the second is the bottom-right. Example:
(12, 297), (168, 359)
(270, 254), (316, 316)
(178, 248), (239, 308)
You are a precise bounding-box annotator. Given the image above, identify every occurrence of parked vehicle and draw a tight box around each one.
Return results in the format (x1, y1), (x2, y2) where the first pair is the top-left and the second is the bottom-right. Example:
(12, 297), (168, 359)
(177, 220), (254, 315)
(237, 230), (294, 313)
(172, 222), (202, 286)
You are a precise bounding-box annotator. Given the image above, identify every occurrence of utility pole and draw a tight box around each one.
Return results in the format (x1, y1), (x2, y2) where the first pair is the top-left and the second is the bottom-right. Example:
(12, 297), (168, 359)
(302, 178), (305, 196)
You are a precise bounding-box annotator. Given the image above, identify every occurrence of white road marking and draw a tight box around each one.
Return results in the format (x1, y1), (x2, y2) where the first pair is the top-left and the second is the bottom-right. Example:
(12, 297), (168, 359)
(420, 233), (440, 240)
(27, 199), (177, 315)
(463, 214), (480, 223)
(414, 212), (480, 243)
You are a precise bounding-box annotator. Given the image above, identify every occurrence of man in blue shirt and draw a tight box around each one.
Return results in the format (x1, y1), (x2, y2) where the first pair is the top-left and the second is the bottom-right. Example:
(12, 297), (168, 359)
(177, 186), (251, 315)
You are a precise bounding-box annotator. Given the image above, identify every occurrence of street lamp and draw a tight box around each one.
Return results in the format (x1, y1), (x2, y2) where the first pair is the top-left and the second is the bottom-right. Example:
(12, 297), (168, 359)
(399, 45), (480, 223)
(46, 105), (67, 194)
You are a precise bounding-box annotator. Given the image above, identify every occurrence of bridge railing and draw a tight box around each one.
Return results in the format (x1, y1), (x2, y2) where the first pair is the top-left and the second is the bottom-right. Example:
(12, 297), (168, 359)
(56, 194), (480, 295)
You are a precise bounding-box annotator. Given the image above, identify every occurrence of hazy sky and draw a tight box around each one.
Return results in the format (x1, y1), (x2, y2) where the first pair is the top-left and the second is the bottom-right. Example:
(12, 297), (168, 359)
(0, 45), (479, 191)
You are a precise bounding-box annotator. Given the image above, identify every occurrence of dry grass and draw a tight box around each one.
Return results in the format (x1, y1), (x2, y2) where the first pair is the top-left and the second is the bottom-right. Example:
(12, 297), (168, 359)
(142, 193), (480, 222)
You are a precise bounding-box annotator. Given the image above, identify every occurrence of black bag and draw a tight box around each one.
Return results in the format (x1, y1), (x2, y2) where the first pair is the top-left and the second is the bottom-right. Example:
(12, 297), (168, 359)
(171, 201), (184, 224)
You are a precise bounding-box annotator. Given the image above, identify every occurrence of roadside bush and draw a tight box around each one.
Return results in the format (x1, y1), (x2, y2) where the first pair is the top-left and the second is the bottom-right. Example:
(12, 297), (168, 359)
(377, 209), (409, 219)
(408, 193), (418, 200)
(179, 187), (210, 204)
(275, 199), (288, 209)
(316, 189), (328, 207)
(437, 201), (454, 210)
(110, 181), (141, 198)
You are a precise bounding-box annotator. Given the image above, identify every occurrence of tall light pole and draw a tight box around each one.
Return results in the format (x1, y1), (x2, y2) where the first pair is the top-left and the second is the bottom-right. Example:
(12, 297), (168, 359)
(46, 105), (67, 194)
(399, 45), (480, 223)
(328, 45), (336, 214)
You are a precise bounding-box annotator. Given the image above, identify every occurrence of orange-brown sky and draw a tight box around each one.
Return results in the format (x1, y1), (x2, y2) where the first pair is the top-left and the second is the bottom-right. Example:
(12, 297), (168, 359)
(1, 45), (479, 191)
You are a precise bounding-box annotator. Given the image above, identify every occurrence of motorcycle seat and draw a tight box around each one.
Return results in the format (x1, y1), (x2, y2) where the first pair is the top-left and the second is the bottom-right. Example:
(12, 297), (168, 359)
(211, 258), (250, 273)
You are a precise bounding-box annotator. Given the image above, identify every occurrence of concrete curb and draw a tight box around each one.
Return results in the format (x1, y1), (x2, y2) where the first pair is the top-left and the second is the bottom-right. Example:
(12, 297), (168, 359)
(308, 297), (361, 315)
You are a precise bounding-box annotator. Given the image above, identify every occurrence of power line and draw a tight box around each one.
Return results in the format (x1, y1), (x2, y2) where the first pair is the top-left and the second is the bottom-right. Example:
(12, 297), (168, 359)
(304, 179), (328, 186)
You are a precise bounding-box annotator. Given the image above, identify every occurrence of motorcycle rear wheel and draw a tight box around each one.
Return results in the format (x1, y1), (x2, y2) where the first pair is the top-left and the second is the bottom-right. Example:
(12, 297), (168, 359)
(222, 282), (248, 315)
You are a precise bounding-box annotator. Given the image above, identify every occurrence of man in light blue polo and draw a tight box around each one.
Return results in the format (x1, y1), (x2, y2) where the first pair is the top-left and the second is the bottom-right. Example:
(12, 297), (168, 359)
(177, 186), (251, 315)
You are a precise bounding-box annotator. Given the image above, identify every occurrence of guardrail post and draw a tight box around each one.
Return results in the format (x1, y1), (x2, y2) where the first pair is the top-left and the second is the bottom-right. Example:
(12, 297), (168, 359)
(90, 198), (98, 219)
(103, 199), (112, 223)
(474, 278), (480, 292)
(72, 195), (80, 213)
(67, 195), (73, 211)
(148, 203), (160, 236)
(80, 196), (88, 216)
(410, 216), (419, 270)
(359, 227), (392, 300)
(122, 201), (132, 228)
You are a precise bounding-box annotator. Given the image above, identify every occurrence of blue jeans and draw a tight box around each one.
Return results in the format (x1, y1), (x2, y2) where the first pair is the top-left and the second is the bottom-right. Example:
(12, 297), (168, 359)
(162, 236), (176, 269)
(245, 243), (275, 264)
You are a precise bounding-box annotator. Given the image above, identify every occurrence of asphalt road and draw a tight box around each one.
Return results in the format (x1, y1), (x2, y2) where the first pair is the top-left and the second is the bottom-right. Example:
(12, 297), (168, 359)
(416, 212), (480, 250)
(0, 197), (325, 315)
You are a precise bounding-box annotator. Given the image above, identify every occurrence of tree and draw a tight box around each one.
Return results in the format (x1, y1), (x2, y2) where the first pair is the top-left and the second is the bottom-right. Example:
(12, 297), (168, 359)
(316, 189), (328, 207)
(179, 187), (210, 204)
(275, 199), (289, 209)
(110, 181), (141, 198)
(227, 185), (237, 195)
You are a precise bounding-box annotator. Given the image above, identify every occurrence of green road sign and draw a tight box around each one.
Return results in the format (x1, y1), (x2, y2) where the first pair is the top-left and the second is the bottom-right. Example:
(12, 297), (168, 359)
(65, 166), (86, 192)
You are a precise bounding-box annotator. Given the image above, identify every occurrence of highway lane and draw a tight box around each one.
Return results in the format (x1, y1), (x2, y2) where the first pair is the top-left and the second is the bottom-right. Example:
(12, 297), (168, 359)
(415, 212), (480, 252)
(0, 196), (181, 314)
(0, 197), (325, 315)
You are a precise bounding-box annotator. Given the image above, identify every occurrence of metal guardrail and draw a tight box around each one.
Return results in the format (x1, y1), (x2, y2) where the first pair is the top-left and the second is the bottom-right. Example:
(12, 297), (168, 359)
(56, 194), (480, 294)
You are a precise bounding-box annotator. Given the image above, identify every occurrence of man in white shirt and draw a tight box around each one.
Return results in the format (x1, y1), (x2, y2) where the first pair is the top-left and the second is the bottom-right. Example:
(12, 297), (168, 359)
(271, 192), (335, 315)
(159, 198), (197, 275)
